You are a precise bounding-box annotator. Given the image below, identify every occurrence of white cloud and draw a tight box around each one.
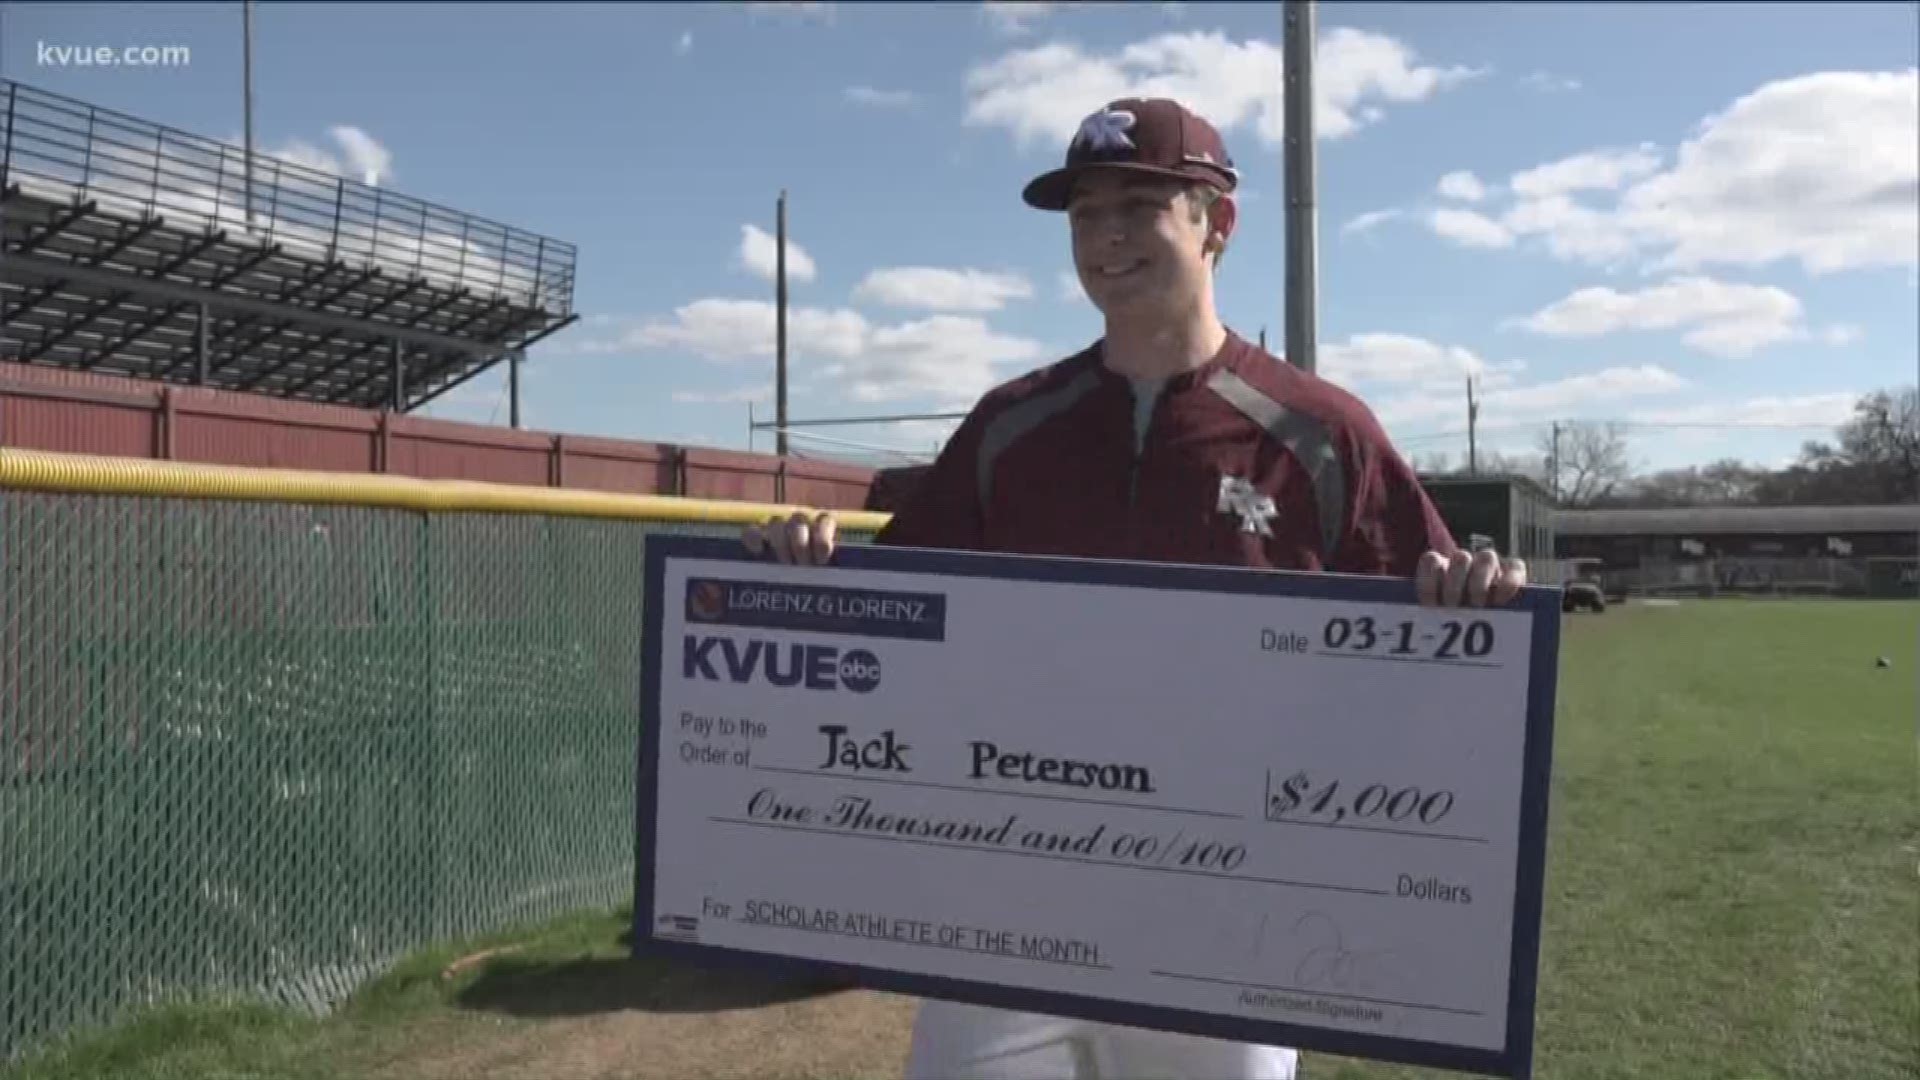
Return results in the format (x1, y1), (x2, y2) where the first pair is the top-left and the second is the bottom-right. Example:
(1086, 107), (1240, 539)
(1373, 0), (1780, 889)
(1427, 208), (1514, 248)
(1057, 269), (1086, 302)
(1493, 191), (1642, 265)
(672, 385), (771, 405)
(1318, 333), (1690, 433)
(963, 28), (1481, 152)
(1437, 170), (1487, 202)
(1374, 365), (1689, 428)
(1428, 70), (1920, 276)
(1319, 333), (1527, 394)
(845, 85), (916, 108)
(1516, 276), (1806, 358)
(824, 315), (1049, 404)
(1822, 323), (1864, 346)
(1508, 145), (1662, 200)
(1521, 70), (1582, 93)
(738, 224), (817, 284)
(272, 126), (393, 187)
(853, 267), (1034, 312)
(981, 1), (1057, 35)
(675, 30), (693, 56)
(1343, 208), (1403, 235)
(330, 127), (392, 187)
(620, 299), (1048, 406)
(744, 2), (835, 20)
(1625, 70), (1918, 274)
(625, 298), (865, 362)
(1488, 365), (1689, 412)
(1422, 145), (1661, 263)
(1627, 392), (1860, 428)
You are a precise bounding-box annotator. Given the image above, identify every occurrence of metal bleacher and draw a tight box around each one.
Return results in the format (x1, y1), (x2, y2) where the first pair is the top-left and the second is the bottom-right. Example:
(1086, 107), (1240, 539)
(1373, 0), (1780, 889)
(0, 78), (578, 411)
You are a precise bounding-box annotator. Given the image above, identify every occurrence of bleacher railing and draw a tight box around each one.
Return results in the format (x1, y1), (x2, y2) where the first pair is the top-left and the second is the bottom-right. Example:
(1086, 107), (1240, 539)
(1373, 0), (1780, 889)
(1, 78), (576, 314)
(0, 448), (885, 1065)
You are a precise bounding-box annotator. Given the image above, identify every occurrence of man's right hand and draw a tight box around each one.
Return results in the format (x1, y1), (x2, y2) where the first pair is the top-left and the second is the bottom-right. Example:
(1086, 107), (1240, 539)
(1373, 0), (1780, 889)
(742, 510), (838, 565)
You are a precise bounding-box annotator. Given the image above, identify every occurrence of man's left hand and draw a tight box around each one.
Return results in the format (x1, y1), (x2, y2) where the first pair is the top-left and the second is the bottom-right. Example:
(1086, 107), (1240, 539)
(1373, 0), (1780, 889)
(1417, 548), (1527, 608)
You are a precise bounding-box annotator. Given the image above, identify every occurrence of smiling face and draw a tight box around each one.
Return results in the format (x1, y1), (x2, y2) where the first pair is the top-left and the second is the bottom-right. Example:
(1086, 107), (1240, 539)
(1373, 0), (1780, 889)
(1067, 170), (1235, 324)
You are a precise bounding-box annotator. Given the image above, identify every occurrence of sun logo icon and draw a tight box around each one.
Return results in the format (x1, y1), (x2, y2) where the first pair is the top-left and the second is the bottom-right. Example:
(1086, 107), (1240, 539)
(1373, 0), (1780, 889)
(687, 580), (728, 622)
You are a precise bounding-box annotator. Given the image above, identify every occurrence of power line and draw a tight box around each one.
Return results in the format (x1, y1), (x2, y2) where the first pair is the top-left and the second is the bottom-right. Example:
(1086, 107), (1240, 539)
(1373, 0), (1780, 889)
(1604, 419), (1844, 431)
(773, 427), (936, 461)
(1395, 417), (1845, 445)
(750, 410), (968, 430)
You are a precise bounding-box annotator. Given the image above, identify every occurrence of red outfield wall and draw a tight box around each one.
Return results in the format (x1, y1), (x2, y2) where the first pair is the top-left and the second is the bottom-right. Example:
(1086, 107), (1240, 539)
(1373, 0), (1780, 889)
(0, 363), (878, 510)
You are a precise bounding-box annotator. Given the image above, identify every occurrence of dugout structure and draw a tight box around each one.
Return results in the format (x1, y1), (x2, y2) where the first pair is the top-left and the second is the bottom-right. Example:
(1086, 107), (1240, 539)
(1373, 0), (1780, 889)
(0, 78), (577, 414)
(1555, 504), (1920, 599)
(1416, 474), (1559, 577)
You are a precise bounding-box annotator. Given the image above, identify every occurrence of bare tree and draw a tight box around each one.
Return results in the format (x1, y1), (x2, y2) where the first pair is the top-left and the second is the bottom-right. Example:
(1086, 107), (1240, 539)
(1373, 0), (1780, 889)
(1746, 386), (1920, 505)
(1826, 386), (1920, 501)
(1413, 448), (1547, 482)
(1619, 459), (1771, 507)
(1539, 421), (1633, 507)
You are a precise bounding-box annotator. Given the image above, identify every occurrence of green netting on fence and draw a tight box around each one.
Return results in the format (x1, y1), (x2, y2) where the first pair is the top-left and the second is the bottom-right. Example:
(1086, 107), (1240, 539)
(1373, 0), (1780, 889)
(0, 489), (872, 1064)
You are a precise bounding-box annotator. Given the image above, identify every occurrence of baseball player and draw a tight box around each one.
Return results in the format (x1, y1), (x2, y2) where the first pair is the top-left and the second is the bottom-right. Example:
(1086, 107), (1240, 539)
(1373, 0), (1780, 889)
(744, 97), (1527, 1080)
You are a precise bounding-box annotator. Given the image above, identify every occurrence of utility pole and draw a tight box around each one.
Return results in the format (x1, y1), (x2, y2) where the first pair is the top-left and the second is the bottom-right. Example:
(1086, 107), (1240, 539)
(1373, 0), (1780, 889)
(1282, 0), (1318, 375)
(243, 0), (255, 230)
(775, 190), (789, 458)
(508, 349), (521, 429)
(1549, 421), (1561, 502)
(1466, 375), (1480, 476)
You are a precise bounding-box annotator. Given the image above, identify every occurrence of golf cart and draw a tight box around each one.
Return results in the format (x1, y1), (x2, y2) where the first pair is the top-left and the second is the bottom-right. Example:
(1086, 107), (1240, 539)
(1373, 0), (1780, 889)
(1561, 558), (1606, 613)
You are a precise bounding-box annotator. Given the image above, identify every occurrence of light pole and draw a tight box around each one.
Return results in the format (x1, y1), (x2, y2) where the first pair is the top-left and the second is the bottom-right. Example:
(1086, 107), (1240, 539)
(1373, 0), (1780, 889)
(1282, 0), (1318, 375)
(243, 0), (255, 230)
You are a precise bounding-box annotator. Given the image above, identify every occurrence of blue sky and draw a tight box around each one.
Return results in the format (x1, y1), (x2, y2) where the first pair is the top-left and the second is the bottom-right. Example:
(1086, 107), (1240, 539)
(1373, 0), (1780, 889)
(5, 1), (1916, 476)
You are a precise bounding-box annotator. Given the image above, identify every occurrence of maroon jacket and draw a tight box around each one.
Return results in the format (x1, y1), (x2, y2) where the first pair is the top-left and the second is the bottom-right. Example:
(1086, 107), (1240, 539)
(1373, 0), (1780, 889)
(873, 332), (1457, 577)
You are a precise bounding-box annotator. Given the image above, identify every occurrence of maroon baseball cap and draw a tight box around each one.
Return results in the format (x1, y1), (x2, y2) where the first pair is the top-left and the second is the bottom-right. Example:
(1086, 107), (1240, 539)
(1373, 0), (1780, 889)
(1022, 97), (1240, 211)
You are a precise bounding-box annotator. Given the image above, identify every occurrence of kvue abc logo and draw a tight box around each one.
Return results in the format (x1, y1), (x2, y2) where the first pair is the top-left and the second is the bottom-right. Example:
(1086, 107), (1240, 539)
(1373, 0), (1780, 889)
(682, 635), (881, 693)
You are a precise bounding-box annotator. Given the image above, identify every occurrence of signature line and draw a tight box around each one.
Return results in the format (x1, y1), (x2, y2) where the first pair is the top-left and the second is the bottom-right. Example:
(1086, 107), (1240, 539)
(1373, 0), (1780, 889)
(1149, 969), (1484, 1017)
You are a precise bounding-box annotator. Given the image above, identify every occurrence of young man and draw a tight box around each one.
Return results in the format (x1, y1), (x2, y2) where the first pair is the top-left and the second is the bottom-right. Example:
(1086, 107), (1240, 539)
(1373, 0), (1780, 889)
(745, 98), (1526, 1079)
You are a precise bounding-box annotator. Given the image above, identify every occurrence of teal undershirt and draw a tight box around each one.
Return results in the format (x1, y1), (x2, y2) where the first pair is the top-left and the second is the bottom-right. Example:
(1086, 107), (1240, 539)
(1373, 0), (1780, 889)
(1130, 377), (1166, 454)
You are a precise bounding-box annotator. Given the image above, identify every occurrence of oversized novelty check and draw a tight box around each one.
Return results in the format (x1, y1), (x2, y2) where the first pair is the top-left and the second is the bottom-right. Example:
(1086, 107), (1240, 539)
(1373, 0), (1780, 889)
(634, 535), (1561, 1079)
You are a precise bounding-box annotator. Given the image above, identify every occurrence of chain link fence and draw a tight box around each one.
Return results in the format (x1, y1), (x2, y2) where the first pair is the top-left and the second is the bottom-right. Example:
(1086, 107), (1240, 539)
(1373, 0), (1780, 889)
(0, 471), (879, 1064)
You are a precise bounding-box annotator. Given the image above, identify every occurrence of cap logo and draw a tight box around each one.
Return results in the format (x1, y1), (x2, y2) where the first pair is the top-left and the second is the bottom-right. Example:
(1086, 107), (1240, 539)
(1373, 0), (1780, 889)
(1072, 108), (1136, 154)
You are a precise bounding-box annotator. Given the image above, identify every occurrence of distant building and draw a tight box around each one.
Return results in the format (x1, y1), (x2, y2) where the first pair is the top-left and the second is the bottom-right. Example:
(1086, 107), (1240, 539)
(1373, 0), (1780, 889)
(1554, 504), (1920, 598)
(1554, 504), (1920, 563)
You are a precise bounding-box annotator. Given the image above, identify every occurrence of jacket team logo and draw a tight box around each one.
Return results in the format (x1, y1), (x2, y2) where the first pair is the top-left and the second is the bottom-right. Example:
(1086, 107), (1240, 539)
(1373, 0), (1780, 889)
(1217, 476), (1278, 538)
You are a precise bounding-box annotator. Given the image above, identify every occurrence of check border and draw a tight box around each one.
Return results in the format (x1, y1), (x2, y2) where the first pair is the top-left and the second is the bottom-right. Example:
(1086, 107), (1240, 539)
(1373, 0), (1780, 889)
(633, 534), (1561, 1080)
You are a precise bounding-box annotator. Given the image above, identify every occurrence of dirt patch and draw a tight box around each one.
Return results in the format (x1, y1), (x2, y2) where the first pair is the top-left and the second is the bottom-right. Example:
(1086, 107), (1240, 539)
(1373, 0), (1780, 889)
(349, 952), (917, 1080)
(368, 988), (915, 1080)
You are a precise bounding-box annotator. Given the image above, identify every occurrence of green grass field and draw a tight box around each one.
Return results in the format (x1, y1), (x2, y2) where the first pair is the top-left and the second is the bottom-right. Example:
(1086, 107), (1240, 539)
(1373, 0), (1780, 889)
(5, 599), (1915, 1080)
(1310, 599), (1918, 1080)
